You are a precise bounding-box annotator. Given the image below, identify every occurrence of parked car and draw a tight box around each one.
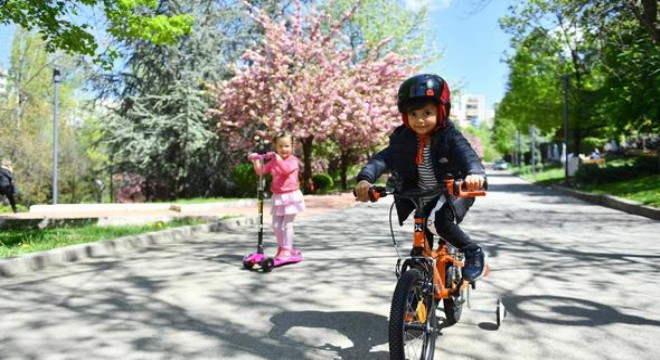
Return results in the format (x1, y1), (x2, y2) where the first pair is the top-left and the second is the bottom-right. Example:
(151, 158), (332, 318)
(492, 159), (509, 170)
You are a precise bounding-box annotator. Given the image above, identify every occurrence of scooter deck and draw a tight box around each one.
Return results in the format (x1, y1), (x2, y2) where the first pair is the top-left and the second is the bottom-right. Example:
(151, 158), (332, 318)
(272, 253), (303, 267)
(242, 252), (303, 272)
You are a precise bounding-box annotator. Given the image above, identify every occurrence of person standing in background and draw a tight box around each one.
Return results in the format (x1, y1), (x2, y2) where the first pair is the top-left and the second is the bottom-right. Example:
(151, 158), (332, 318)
(0, 159), (18, 213)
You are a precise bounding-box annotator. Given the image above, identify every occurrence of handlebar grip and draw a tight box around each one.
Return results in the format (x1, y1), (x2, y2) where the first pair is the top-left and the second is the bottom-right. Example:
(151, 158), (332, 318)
(369, 186), (388, 202)
(453, 179), (486, 198)
(247, 154), (263, 162)
(247, 152), (276, 162)
(353, 186), (387, 202)
(368, 188), (381, 202)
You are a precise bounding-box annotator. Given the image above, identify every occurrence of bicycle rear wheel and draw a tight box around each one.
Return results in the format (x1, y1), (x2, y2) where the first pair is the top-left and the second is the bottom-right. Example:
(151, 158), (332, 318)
(388, 268), (437, 360)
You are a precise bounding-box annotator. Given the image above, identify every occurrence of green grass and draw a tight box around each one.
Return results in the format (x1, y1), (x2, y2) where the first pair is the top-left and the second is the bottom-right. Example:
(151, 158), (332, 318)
(580, 175), (660, 207)
(513, 164), (659, 208)
(0, 204), (28, 214)
(0, 218), (210, 258)
(513, 165), (565, 185)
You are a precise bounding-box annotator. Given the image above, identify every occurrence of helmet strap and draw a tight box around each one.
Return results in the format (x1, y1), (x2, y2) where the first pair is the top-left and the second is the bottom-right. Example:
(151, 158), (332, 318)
(436, 105), (447, 128)
(415, 134), (429, 165)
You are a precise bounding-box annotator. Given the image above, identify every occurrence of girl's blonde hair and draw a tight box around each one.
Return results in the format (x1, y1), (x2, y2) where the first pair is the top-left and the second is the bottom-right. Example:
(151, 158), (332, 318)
(273, 131), (293, 144)
(1, 158), (12, 167)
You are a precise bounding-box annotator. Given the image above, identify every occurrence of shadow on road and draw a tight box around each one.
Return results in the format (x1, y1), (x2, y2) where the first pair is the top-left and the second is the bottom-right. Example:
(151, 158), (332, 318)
(504, 295), (660, 327)
(269, 310), (388, 359)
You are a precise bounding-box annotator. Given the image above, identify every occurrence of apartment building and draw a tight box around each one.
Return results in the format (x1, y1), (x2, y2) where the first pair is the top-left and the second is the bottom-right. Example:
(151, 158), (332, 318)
(451, 94), (494, 129)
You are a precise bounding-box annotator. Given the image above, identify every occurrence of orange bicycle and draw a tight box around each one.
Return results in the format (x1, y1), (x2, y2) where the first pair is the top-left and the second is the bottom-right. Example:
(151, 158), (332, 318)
(366, 177), (504, 360)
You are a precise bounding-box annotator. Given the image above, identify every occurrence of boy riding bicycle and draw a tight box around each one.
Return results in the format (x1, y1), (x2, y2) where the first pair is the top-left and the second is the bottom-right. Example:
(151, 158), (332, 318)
(354, 73), (487, 282)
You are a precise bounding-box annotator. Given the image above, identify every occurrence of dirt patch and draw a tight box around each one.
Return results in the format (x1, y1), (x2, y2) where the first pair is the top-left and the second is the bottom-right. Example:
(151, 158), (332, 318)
(301, 192), (359, 215)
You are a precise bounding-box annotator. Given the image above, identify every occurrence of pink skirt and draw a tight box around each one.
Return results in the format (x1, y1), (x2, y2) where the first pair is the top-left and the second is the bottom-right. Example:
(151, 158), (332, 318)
(271, 189), (305, 216)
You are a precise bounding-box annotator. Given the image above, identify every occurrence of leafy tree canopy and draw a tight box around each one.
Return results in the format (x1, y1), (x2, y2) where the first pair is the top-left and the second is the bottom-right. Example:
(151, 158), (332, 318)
(498, 0), (659, 155)
(0, 0), (193, 63)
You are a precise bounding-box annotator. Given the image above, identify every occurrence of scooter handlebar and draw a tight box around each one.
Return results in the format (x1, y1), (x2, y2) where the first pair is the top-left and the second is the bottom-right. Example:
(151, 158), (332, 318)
(247, 152), (277, 162)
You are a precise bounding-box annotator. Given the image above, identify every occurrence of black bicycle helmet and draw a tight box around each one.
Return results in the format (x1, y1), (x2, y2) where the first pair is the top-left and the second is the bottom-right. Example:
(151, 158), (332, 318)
(397, 74), (451, 129)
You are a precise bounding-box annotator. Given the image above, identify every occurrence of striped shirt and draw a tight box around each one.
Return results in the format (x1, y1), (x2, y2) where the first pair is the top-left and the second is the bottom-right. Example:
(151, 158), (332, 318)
(416, 142), (443, 211)
(417, 142), (437, 190)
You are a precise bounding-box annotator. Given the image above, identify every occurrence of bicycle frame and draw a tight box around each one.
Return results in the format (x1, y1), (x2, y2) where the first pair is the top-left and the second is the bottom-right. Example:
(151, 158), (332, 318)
(374, 177), (486, 301)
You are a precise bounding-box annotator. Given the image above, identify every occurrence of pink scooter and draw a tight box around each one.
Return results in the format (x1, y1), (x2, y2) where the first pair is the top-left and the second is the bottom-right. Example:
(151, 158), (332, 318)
(242, 152), (303, 272)
(261, 248), (303, 272)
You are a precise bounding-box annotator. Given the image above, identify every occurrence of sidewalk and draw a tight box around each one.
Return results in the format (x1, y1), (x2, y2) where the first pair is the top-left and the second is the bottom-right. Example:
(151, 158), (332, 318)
(550, 184), (660, 221)
(0, 192), (359, 229)
(501, 169), (660, 221)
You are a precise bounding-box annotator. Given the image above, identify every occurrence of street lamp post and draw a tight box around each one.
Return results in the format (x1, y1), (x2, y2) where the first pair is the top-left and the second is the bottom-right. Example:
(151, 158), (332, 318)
(53, 68), (60, 204)
(562, 74), (569, 182)
(530, 125), (536, 174)
(517, 130), (522, 167)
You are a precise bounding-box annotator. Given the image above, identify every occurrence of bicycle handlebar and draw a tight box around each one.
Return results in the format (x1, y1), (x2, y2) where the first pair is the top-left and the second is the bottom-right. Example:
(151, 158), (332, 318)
(446, 179), (486, 198)
(358, 178), (486, 204)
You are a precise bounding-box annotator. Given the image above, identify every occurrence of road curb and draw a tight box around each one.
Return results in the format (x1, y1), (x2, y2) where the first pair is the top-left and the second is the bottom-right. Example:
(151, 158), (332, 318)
(0, 216), (257, 278)
(551, 185), (660, 221)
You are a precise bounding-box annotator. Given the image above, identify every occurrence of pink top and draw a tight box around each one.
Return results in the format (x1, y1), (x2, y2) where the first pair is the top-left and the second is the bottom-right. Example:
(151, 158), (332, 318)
(258, 152), (301, 194)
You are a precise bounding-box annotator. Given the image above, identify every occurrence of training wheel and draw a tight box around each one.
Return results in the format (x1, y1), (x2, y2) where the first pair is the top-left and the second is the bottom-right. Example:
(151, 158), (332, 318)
(261, 257), (275, 272)
(496, 299), (507, 328)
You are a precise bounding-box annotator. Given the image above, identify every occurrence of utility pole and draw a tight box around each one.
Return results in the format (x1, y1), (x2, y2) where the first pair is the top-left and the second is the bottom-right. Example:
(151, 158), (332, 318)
(562, 74), (570, 182)
(52, 67), (60, 204)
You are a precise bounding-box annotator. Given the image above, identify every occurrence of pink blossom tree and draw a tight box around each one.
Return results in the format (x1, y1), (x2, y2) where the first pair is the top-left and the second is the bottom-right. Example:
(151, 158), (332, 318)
(329, 49), (411, 189)
(211, 0), (412, 192)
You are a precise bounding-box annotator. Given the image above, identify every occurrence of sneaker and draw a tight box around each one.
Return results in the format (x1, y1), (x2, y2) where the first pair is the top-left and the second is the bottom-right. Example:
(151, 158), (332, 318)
(463, 247), (485, 282)
(275, 247), (294, 259)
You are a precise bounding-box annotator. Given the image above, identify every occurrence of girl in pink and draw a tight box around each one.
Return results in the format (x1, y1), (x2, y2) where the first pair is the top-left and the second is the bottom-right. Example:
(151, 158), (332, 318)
(249, 132), (305, 259)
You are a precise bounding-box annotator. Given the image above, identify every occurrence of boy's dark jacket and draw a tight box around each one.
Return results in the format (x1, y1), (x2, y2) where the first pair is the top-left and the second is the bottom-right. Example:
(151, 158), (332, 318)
(357, 123), (485, 224)
(0, 167), (13, 187)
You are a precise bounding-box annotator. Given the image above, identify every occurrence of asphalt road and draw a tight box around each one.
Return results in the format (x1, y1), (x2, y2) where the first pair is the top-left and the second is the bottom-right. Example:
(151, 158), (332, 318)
(0, 172), (658, 359)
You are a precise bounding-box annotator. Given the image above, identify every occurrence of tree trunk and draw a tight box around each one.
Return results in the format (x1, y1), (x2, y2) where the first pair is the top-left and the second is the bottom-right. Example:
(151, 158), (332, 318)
(339, 150), (351, 190)
(301, 136), (314, 194)
(627, 0), (659, 45)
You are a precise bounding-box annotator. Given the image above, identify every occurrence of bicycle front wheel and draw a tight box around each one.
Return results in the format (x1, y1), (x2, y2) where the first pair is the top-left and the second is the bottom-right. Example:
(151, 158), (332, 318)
(388, 268), (437, 360)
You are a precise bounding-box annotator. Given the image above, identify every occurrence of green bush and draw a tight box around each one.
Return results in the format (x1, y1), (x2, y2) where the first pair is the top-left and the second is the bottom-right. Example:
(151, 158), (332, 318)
(574, 156), (657, 185)
(312, 173), (334, 192)
(231, 162), (264, 197)
(634, 156), (659, 173)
